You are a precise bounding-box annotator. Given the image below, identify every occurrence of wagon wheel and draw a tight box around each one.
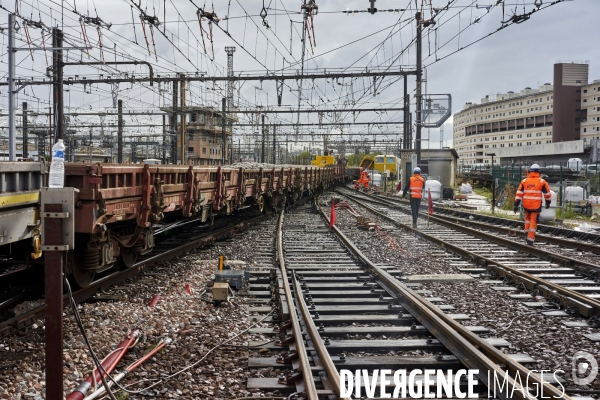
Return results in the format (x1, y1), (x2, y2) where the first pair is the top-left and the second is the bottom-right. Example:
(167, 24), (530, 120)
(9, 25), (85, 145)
(68, 251), (95, 288)
(119, 246), (137, 269)
(257, 195), (265, 213)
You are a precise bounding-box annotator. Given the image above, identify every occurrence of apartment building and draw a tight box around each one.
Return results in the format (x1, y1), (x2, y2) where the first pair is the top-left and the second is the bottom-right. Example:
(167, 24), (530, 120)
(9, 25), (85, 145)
(161, 106), (237, 165)
(453, 62), (600, 165)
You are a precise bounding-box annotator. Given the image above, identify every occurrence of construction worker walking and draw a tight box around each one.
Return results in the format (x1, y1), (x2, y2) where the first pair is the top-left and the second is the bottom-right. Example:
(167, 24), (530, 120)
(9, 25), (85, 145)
(402, 167), (426, 228)
(514, 164), (552, 246)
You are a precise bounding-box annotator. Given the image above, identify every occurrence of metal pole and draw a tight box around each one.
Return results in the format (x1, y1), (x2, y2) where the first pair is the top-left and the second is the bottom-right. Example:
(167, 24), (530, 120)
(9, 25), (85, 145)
(171, 80), (178, 164)
(52, 28), (64, 141)
(23, 102), (28, 159)
(415, 12), (422, 164)
(491, 155), (495, 214)
(221, 97), (226, 165)
(8, 14), (16, 161)
(44, 202), (64, 400)
(162, 115), (166, 164)
(180, 79), (186, 165)
(117, 99), (123, 163)
(261, 114), (266, 163)
(403, 74), (410, 149)
(89, 129), (92, 162)
(272, 124), (277, 164)
(560, 163), (564, 222)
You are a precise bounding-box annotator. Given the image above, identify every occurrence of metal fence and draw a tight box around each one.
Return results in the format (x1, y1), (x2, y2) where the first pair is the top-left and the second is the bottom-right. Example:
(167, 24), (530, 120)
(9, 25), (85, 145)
(458, 160), (600, 195)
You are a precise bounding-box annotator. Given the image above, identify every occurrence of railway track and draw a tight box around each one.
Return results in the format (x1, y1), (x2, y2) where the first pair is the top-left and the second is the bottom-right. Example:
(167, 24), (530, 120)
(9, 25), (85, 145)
(0, 210), (268, 340)
(338, 188), (600, 322)
(375, 192), (600, 255)
(247, 200), (568, 399)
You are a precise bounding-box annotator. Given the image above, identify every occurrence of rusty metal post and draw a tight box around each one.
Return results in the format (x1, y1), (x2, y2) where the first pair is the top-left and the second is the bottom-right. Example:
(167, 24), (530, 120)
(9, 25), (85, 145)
(41, 187), (76, 400)
(44, 202), (64, 400)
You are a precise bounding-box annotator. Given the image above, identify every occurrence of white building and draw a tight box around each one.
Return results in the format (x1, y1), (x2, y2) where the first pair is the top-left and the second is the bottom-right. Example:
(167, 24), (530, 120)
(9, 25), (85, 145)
(453, 62), (600, 165)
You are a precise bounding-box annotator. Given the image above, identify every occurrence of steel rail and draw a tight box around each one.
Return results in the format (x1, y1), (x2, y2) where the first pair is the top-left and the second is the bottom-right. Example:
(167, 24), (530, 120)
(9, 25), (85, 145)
(0, 213), (267, 339)
(431, 212), (600, 256)
(317, 200), (570, 400)
(377, 194), (600, 247)
(360, 193), (600, 272)
(290, 271), (348, 400)
(340, 191), (600, 317)
(276, 211), (319, 400)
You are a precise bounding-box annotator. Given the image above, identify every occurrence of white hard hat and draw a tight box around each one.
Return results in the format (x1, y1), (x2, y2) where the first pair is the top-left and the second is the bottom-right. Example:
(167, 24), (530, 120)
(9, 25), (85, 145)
(530, 164), (541, 172)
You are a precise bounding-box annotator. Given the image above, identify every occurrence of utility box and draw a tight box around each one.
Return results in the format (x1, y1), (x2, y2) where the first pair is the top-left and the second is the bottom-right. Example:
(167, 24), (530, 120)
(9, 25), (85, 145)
(214, 269), (249, 290)
(212, 282), (229, 302)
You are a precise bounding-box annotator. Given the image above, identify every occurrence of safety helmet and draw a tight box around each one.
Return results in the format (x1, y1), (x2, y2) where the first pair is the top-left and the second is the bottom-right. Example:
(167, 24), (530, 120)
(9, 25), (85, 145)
(414, 167), (421, 174)
(530, 164), (541, 172)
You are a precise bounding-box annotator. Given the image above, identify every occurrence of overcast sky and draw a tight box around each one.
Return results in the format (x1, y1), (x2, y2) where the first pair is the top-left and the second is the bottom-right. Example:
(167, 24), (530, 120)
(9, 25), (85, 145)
(0, 0), (598, 151)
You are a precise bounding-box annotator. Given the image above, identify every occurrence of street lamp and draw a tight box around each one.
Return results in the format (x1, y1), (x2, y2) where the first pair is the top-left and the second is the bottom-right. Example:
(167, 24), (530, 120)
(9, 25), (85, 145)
(487, 152), (496, 214)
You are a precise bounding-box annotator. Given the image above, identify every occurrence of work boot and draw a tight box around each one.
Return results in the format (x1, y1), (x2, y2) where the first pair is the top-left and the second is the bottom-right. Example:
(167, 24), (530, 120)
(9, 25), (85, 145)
(413, 223), (417, 229)
(527, 240), (535, 247)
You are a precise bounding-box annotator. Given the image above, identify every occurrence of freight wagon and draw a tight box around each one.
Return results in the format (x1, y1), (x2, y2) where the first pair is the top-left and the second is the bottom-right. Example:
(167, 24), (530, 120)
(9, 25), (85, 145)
(0, 162), (353, 287)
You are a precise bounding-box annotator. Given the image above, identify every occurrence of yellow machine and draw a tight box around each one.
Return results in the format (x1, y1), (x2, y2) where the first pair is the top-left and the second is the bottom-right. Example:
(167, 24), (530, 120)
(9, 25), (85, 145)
(359, 154), (399, 178)
(311, 151), (337, 167)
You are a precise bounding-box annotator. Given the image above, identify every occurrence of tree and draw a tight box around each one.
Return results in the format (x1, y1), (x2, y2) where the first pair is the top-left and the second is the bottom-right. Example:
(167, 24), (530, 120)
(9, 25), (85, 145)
(294, 151), (313, 165)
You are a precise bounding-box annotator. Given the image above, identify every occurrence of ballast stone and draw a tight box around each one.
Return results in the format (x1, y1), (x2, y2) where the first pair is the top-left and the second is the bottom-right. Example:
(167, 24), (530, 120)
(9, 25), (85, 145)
(405, 274), (474, 283)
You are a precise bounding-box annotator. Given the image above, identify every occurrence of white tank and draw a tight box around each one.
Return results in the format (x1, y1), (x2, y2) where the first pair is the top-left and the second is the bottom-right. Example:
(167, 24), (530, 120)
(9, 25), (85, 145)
(424, 180), (442, 201)
(564, 186), (585, 202)
(371, 173), (382, 187)
(539, 190), (557, 222)
(567, 158), (583, 171)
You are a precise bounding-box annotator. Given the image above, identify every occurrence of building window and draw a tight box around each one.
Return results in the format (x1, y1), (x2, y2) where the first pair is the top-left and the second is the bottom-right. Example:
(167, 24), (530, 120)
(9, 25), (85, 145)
(584, 128), (587, 132)
(584, 89), (587, 93)
(188, 147), (194, 152)
(202, 148), (206, 154)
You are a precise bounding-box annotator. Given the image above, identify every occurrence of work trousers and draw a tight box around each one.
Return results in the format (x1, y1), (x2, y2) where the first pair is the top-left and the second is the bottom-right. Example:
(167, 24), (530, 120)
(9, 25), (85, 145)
(410, 197), (422, 225)
(524, 211), (540, 244)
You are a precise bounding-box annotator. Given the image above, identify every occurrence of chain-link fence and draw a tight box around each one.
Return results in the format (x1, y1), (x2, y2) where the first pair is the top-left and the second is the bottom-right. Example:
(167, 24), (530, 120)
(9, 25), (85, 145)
(458, 160), (600, 195)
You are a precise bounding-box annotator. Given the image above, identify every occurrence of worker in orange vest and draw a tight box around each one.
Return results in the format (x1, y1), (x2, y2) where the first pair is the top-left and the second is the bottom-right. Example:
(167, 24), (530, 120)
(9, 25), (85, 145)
(354, 168), (370, 190)
(402, 167), (425, 228)
(514, 164), (552, 246)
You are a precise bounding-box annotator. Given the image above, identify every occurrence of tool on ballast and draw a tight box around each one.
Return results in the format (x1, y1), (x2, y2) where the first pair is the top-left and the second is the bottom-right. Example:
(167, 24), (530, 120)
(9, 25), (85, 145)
(211, 255), (249, 305)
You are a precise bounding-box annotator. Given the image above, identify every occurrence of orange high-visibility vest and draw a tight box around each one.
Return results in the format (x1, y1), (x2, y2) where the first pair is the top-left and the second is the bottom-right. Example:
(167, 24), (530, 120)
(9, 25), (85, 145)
(515, 172), (551, 212)
(409, 175), (425, 199)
